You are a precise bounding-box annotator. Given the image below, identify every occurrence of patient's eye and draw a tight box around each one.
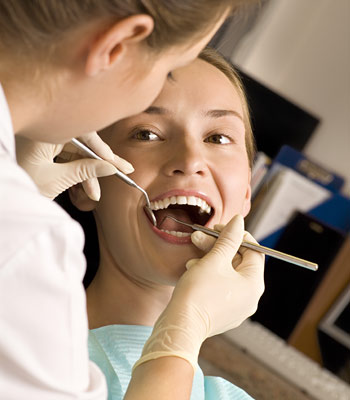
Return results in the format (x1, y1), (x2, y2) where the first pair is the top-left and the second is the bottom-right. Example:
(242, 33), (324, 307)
(132, 129), (160, 141)
(205, 134), (232, 145)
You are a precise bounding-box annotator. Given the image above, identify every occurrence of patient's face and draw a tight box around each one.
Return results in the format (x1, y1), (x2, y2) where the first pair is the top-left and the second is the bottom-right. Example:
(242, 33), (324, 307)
(96, 58), (251, 286)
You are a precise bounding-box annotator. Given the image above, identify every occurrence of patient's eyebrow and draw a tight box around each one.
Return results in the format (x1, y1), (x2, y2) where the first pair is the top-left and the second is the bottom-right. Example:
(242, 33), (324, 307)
(144, 106), (170, 115)
(205, 109), (243, 120)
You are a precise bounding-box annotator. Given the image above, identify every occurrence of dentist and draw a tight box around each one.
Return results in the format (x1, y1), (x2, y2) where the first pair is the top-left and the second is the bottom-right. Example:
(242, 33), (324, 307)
(0, 1), (264, 400)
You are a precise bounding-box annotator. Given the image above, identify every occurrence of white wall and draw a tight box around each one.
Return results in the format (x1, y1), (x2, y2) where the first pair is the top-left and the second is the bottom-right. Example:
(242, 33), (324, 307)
(232, 0), (350, 195)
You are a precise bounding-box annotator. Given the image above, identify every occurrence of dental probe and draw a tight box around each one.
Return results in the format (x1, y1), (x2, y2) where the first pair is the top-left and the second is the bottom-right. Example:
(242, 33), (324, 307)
(70, 138), (157, 226)
(165, 216), (318, 271)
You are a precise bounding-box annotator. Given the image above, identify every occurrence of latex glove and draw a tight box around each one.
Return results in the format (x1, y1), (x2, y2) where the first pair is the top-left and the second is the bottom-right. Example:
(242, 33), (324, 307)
(133, 215), (265, 372)
(16, 132), (134, 200)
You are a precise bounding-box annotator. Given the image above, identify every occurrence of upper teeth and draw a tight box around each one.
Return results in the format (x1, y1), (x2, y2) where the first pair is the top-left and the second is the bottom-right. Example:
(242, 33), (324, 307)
(150, 196), (212, 215)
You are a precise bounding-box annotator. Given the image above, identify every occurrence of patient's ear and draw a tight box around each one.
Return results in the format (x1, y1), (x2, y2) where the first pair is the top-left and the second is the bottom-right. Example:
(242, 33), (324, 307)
(242, 191), (251, 217)
(69, 183), (98, 212)
(242, 172), (252, 217)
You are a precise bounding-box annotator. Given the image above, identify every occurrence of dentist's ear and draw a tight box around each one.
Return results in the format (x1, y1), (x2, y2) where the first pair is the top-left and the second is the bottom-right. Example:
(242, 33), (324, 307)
(85, 14), (154, 77)
(69, 183), (99, 212)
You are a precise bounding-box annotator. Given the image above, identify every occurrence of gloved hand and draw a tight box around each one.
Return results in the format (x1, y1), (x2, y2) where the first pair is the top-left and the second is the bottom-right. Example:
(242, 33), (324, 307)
(133, 215), (265, 372)
(16, 132), (134, 200)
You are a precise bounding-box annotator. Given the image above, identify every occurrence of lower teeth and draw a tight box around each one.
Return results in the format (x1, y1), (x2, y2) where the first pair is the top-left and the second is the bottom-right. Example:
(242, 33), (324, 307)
(160, 229), (191, 238)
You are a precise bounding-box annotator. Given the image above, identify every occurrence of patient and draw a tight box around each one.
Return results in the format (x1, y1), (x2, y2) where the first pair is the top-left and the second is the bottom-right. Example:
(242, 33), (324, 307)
(69, 48), (256, 399)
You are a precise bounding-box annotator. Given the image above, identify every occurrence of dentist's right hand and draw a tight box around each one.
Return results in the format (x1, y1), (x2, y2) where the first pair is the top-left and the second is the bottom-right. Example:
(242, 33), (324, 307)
(133, 215), (265, 372)
(16, 132), (134, 201)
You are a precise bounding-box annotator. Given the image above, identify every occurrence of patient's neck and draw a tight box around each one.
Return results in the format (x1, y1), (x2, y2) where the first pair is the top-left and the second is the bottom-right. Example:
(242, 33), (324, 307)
(86, 251), (174, 330)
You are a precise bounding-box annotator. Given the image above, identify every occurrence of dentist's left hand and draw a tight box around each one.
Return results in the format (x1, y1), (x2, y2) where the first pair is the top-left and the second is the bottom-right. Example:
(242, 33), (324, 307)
(16, 132), (134, 200)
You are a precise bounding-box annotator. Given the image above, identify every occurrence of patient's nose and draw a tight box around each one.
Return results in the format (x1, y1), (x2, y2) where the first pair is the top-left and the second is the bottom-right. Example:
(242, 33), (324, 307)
(163, 140), (208, 177)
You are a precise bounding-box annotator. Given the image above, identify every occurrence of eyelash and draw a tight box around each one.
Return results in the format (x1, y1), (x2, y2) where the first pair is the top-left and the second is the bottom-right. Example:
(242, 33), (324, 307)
(131, 129), (233, 146)
(204, 133), (233, 145)
(131, 129), (161, 142)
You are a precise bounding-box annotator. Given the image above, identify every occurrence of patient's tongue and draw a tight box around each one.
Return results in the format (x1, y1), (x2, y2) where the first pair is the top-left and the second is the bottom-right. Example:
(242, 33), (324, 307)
(156, 208), (193, 232)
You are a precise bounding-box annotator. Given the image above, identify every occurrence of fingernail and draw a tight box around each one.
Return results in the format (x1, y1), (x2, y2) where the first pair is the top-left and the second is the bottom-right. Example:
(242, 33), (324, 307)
(191, 231), (206, 245)
(114, 155), (134, 174)
(89, 189), (101, 202)
(185, 259), (197, 270)
(213, 224), (224, 231)
(233, 214), (244, 226)
(84, 177), (101, 201)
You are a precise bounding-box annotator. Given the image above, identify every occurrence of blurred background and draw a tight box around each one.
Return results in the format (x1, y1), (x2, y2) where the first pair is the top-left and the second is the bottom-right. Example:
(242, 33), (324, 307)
(211, 0), (350, 194)
(199, 1), (350, 399)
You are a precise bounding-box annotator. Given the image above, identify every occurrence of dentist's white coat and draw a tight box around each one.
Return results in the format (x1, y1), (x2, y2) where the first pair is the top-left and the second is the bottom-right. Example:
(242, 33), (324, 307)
(0, 85), (107, 399)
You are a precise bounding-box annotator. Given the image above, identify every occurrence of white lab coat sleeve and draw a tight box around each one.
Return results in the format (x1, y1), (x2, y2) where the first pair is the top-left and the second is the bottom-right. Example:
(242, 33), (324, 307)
(0, 82), (107, 399)
(0, 219), (107, 400)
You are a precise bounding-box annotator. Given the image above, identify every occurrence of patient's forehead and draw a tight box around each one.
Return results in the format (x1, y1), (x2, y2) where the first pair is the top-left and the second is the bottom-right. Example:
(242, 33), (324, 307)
(152, 58), (244, 116)
(100, 57), (244, 142)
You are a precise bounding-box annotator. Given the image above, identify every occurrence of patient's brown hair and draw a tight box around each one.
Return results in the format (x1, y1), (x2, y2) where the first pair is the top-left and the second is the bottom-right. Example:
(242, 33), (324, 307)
(199, 47), (255, 167)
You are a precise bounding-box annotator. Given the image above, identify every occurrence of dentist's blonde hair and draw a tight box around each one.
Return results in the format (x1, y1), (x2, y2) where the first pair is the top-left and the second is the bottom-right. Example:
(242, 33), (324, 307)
(0, 0), (252, 77)
(198, 47), (255, 168)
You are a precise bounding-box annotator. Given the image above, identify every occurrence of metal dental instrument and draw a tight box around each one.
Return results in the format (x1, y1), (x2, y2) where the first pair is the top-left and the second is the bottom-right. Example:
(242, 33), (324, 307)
(70, 138), (157, 226)
(164, 216), (318, 271)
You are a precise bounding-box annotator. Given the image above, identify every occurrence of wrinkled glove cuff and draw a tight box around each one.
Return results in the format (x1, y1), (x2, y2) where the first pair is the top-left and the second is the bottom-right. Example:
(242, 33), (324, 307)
(132, 309), (206, 374)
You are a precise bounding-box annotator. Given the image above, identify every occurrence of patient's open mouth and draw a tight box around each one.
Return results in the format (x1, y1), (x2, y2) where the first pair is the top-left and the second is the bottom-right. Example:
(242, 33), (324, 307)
(149, 194), (214, 238)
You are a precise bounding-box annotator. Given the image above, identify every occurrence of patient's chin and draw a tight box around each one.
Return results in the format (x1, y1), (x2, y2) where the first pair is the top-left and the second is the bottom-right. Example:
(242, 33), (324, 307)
(166, 250), (202, 282)
(152, 256), (194, 287)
